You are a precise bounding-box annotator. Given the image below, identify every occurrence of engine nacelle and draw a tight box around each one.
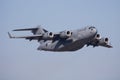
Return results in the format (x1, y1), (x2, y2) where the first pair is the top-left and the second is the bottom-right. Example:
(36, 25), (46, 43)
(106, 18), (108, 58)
(95, 34), (100, 39)
(99, 37), (109, 45)
(43, 32), (54, 39)
(104, 37), (108, 44)
(60, 30), (72, 38)
(86, 37), (111, 48)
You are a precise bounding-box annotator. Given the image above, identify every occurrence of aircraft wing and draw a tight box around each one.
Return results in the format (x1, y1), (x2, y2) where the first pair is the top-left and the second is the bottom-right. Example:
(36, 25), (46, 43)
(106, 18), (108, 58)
(86, 34), (112, 48)
(98, 38), (112, 48)
(102, 44), (112, 48)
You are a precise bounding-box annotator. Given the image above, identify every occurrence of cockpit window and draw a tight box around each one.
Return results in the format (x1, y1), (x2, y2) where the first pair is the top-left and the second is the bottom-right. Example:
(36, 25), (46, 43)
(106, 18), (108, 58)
(88, 26), (95, 29)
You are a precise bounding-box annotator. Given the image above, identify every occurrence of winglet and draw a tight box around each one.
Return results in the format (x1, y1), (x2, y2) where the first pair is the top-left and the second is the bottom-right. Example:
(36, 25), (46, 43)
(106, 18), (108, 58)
(106, 45), (113, 48)
(8, 32), (14, 38)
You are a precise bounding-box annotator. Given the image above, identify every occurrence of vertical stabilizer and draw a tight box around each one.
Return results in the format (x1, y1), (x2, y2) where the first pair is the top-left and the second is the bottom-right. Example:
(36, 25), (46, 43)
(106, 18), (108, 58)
(32, 25), (48, 35)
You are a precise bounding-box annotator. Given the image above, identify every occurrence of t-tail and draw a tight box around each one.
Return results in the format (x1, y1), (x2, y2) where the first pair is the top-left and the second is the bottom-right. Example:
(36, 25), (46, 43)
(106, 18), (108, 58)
(13, 25), (48, 35)
(8, 25), (54, 41)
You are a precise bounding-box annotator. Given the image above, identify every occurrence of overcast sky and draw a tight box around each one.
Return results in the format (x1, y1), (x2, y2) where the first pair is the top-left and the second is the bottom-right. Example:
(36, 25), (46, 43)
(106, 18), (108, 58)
(0, 0), (120, 80)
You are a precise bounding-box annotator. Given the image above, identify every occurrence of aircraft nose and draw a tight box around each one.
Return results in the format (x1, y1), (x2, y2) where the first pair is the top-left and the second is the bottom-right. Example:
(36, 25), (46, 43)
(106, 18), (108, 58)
(89, 26), (97, 34)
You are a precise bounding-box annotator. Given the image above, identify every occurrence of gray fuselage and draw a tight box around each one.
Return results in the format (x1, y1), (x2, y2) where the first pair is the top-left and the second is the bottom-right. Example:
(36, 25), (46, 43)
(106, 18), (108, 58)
(38, 27), (97, 51)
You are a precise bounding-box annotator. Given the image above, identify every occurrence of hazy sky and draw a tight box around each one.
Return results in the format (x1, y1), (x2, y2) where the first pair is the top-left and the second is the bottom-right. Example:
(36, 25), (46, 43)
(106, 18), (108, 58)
(0, 0), (120, 80)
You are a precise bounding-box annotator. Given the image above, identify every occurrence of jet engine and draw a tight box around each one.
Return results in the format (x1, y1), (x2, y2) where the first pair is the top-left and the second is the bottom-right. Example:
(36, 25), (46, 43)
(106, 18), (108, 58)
(87, 34), (100, 47)
(98, 37), (109, 45)
(43, 32), (54, 39)
(95, 34), (100, 39)
(60, 30), (72, 38)
(105, 38), (109, 44)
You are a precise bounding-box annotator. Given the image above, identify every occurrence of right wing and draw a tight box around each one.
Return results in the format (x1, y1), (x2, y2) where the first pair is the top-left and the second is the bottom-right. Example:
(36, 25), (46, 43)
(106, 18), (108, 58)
(86, 34), (112, 48)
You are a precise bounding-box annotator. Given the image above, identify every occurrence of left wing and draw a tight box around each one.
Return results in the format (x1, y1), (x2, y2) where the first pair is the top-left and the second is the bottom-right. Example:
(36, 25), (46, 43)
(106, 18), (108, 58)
(86, 34), (112, 48)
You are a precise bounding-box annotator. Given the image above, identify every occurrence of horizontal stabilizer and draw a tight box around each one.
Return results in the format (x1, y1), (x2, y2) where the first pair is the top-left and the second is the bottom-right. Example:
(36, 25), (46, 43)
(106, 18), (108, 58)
(13, 27), (38, 31)
(8, 32), (53, 41)
(12, 26), (48, 35)
(8, 32), (43, 39)
(8, 32), (14, 38)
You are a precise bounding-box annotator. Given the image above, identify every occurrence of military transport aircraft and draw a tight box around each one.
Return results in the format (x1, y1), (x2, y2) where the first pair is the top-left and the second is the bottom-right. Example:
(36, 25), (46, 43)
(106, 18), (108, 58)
(8, 26), (112, 51)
